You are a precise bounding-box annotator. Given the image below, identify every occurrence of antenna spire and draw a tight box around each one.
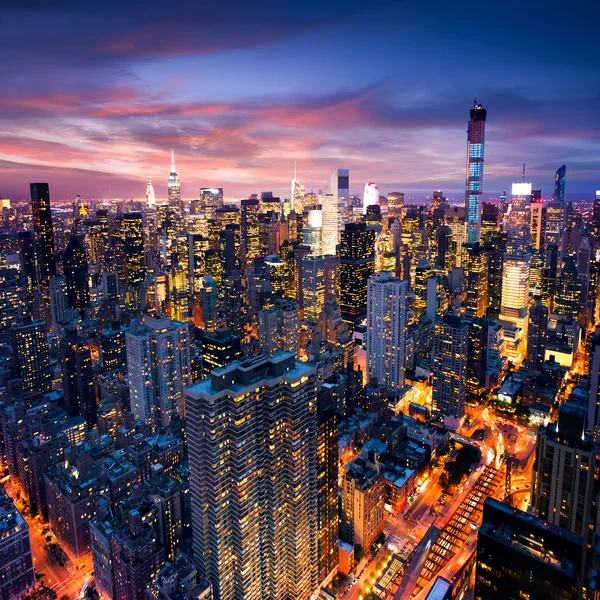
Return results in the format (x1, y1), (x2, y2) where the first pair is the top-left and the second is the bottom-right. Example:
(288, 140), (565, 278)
(522, 163), (526, 182)
(171, 149), (175, 173)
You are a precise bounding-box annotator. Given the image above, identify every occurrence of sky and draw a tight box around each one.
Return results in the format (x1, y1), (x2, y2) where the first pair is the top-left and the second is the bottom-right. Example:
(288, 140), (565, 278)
(1, 0), (599, 201)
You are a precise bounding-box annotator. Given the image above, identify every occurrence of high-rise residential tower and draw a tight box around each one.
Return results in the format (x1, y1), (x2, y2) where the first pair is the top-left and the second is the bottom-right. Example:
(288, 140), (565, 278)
(465, 102), (487, 243)
(11, 319), (52, 394)
(126, 314), (191, 431)
(30, 183), (57, 288)
(186, 353), (319, 600)
(432, 313), (469, 419)
(366, 272), (408, 393)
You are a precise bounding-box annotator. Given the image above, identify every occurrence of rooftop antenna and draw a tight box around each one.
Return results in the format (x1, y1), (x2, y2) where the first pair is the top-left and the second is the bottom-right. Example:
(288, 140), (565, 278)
(473, 97), (478, 106)
(522, 163), (526, 182)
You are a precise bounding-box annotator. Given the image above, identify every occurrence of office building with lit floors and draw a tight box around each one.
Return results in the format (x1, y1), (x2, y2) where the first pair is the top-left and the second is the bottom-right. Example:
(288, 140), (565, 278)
(0, 486), (35, 599)
(338, 223), (375, 329)
(366, 272), (408, 393)
(185, 353), (319, 600)
(432, 313), (468, 421)
(476, 498), (584, 600)
(531, 402), (600, 549)
(11, 318), (52, 394)
(316, 387), (339, 587)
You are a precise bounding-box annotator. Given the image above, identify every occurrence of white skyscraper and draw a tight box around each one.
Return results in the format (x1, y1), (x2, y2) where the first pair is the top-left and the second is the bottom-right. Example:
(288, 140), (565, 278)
(329, 168), (350, 227)
(291, 164), (305, 214)
(303, 208), (323, 256)
(366, 271), (408, 392)
(321, 192), (339, 255)
(146, 177), (156, 207)
(500, 182), (532, 364)
(126, 314), (191, 430)
(363, 182), (380, 215)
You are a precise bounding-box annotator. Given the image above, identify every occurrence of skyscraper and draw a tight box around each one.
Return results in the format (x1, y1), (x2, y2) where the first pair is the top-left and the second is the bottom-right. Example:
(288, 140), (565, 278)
(302, 255), (326, 324)
(291, 164), (305, 214)
(432, 313), (468, 419)
(30, 182), (57, 288)
(60, 329), (97, 424)
(11, 319), (52, 394)
(124, 212), (145, 285)
(316, 388), (339, 585)
(321, 193), (339, 255)
(464, 242), (488, 318)
(476, 498), (584, 600)
(554, 164), (566, 203)
(338, 223), (375, 328)
(531, 402), (600, 553)
(167, 151), (182, 217)
(126, 314), (191, 430)
(363, 182), (380, 215)
(146, 177), (156, 207)
(465, 102), (487, 243)
(500, 183), (532, 364)
(63, 233), (89, 315)
(240, 198), (260, 268)
(366, 272), (408, 393)
(303, 208), (323, 256)
(186, 353), (319, 600)
(526, 296), (548, 371)
(328, 168), (350, 229)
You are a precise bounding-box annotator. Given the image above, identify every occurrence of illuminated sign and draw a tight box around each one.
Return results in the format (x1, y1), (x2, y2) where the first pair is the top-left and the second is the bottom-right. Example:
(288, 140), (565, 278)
(511, 182), (532, 196)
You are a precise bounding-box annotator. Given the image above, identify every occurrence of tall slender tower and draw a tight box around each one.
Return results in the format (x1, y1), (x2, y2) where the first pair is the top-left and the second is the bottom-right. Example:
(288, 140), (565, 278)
(146, 177), (156, 207)
(167, 150), (182, 217)
(465, 102), (487, 244)
(30, 183), (57, 288)
(366, 272), (408, 392)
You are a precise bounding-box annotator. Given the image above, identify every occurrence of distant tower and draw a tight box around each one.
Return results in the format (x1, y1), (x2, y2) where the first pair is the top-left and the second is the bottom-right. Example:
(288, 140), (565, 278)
(30, 183), (57, 288)
(167, 150), (182, 217)
(363, 182), (380, 215)
(146, 178), (156, 207)
(291, 164), (305, 214)
(465, 102), (487, 244)
(554, 164), (566, 203)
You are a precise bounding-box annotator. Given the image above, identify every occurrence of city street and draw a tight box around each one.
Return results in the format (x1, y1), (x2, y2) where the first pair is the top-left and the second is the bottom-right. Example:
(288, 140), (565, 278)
(2, 480), (91, 599)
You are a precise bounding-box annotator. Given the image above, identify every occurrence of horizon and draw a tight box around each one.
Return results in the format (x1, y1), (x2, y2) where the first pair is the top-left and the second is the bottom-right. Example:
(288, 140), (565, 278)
(1, 0), (599, 200)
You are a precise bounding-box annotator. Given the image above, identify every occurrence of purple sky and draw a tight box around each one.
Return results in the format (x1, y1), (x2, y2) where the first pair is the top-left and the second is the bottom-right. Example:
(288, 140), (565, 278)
(1, 0), (599, 201)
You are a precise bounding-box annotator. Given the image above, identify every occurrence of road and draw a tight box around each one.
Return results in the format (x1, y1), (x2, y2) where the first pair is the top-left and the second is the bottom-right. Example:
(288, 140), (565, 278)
(3, 480), (91, 599)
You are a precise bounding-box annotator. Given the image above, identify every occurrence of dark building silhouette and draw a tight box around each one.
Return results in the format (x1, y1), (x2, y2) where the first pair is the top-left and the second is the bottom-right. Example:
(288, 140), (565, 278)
(30, 183), (56, 288)
(338, 223), (375, 329)
(526, 296), (548, 370)
(476, 498), (583, 600)
(63, 233), (90, 316)
(60, 329), (97, 425)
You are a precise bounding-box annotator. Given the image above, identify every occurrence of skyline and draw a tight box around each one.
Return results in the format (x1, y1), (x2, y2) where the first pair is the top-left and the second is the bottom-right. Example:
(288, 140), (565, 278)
(1, 0), (599, 200)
